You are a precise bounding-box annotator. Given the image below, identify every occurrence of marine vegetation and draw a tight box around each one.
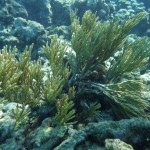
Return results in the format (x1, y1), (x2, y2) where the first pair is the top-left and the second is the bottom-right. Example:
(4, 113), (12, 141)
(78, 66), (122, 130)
(0, 10), (150, 127)
(70, 10), (150, 119)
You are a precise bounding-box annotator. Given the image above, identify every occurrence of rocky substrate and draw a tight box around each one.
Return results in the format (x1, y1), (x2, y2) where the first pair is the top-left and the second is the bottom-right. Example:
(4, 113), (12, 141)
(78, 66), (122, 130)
(0, 0), (114, 58)
(1, 0), (149, 59)
(0, 0), (150, 150)
(0, 107), (150, 150)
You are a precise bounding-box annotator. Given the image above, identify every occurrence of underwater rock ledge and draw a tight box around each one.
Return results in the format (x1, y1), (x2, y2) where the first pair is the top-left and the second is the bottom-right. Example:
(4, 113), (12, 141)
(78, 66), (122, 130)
(54, 118), (150, 150)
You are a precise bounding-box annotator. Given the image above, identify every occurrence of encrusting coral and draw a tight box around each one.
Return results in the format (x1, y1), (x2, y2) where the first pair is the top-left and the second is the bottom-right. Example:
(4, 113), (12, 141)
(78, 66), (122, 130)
(0, 10), (150, 127)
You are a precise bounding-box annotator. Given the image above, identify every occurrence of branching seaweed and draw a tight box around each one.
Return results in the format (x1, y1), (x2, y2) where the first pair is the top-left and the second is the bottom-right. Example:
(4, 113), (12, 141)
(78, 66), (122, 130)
(10, 104), (31, 128)
(71, 11), (147, 80)
(83, 81), (149, 118)
(52, 87), (76, 126)
(70, 10), (150, 119)
(0, 10), (150, 127)
(103, 80), (150, 118)
(42, 35), (70, 104)
(0, 46), (21, 100)
(107, 37), (150, 82)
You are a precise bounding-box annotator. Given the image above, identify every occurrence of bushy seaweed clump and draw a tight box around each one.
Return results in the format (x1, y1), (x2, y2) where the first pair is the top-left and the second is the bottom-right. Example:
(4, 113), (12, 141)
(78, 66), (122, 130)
(0, 11), (150, 127)
(70, 10), (150, 119)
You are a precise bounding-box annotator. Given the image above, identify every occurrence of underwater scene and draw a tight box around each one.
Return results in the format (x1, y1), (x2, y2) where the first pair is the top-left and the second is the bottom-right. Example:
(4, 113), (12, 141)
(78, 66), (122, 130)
(0, 0), (150, 149)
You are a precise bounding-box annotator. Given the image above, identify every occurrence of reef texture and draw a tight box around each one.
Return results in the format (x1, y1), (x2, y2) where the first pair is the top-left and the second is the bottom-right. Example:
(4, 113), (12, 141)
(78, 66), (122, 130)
(0, 0), (150, 150)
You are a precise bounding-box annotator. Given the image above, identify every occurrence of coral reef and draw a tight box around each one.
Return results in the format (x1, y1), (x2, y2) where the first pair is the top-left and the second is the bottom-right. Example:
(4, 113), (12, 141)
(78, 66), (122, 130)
(113, 0), (150, 36)
(0, 0), (116, 54)
(55, 118), (150, 150)
(105, 139), (134, 150)
(0, 0), (150, 149)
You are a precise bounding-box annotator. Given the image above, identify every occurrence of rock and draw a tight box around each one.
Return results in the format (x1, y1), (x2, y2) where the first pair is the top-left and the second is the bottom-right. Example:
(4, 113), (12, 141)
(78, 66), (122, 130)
(140, 72), (150, 84)
(0, 116), (16, 143)
(72, 0), (114, 21)
(0, 125), (26, 150)
(12, 17), (45, 45)
(2, 102), (30, 118)
(0, 0), (49, 56)
(11, 17), (47, 58)
(54, 118), (150, 150)
(50, 0), (71, 26)
(18, 0), (52, 27)
(0, 0), (27, 24)
(0, 0), (116, 56)
(0, 110), (3, 119)
(114, 0), (148, 36)
(26, 117), (67, 149)
(105, 139), (134, 150)
(0, 36), (19, 47)
(0, 102), (30, 150)
(0, 16), (47, 58)
(0, 138), (24, 150)
(2, 102), (21, 113)
(47, 25), (71, 40)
